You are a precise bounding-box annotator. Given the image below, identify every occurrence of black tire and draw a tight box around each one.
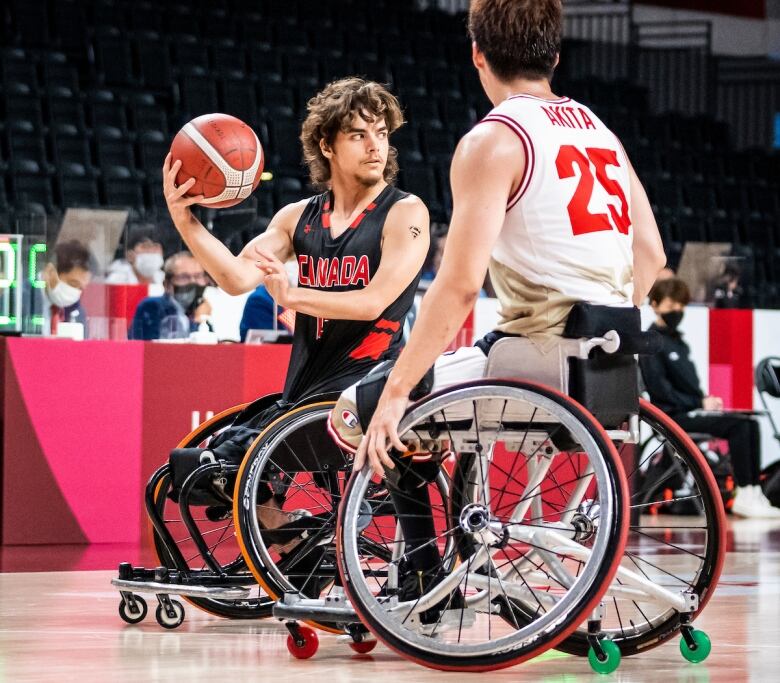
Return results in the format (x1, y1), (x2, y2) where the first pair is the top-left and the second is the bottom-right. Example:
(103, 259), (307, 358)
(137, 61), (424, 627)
(155, 599), (185, 629)
(555, 399), (726, 656)
(233, 400), (351, 632)
(151, 405), (275, 620)
(118, 595), (148, 624)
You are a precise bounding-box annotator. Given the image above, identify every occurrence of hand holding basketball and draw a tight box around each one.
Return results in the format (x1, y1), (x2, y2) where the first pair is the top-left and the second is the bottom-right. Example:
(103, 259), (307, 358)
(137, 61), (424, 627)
(163, 154), (204, 225)
(168, 113), (264, 209)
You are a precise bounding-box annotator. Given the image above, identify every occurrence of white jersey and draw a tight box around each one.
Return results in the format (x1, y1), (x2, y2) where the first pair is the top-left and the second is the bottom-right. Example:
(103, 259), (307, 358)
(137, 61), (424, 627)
(483, 94), (634, 332)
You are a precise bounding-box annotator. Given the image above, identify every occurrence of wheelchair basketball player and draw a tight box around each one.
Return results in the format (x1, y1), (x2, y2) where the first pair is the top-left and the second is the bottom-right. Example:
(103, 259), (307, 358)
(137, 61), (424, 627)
(330, 0), (666, 599)
(162, 77), (430, 543)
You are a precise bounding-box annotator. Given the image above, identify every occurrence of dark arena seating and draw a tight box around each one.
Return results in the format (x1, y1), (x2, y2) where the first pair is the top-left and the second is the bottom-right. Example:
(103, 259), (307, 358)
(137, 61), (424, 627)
(1, 0), (779, 306)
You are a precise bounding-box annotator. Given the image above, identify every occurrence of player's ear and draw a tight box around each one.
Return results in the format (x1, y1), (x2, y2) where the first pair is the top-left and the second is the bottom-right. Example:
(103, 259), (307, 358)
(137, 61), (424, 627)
(320, 138), (333, 159)
(471, 42), (484, 70)
(554, 53), (560, 69)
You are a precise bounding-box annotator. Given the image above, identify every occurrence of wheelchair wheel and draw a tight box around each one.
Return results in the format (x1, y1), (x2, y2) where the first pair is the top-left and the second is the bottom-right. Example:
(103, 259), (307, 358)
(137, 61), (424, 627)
(557, 398), (726, 657)
(337, 379), (629, 672)
(234, 399), (454, 634)
(150, 403), (274, 620)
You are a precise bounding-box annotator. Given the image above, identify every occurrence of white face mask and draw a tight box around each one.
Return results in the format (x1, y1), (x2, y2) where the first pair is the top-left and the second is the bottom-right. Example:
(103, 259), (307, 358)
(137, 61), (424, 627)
(47, 280), (82, 308)
(134, 252), (164, 278)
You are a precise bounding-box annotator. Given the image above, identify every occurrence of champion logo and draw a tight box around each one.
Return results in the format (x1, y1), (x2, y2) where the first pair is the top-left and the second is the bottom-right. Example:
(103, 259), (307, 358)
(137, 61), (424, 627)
(304, 224), (312, 234)
(341, 410), (359, 428)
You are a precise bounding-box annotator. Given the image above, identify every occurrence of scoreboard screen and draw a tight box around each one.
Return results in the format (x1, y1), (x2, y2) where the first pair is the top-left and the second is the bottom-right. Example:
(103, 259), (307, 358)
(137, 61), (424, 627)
(0, 234), (48, 334)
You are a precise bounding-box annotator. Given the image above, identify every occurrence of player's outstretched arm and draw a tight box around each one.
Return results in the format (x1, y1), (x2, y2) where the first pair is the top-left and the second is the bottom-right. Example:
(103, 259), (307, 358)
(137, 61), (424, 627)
(257, 195), (430, 321)
(163, 153), (300, 296)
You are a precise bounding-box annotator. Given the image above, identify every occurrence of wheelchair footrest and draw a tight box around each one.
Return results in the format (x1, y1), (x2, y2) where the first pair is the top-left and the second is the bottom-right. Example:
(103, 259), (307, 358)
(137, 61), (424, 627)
(112, 577), (251, 600)
(273, 591), (359, 624)
(112, 563), (252, 600)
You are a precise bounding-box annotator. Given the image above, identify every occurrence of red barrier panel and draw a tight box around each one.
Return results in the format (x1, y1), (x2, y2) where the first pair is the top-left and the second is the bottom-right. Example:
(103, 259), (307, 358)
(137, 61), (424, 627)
(1, 338), (290, 545)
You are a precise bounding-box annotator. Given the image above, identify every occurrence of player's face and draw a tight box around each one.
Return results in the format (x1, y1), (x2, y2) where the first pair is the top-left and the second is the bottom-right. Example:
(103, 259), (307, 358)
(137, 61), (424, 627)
(329, 113), (389, 187)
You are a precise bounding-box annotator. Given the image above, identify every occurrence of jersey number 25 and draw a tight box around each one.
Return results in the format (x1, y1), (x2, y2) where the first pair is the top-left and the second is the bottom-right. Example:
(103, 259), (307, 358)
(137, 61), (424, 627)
(555, 145), (631, 236)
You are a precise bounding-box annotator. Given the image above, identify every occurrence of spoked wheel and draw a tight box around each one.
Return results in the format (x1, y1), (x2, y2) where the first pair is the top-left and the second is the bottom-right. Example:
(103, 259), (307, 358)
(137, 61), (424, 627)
(338, 380), (629, 672)
(150, 404), (275, 620)
(558, 399), (725, 658)
(234, 400), (454, 634)
(234, 401), (353, 632)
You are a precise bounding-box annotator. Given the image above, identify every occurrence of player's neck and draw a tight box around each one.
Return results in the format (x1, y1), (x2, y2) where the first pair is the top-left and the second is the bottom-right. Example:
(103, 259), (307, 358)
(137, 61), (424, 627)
(329, 178), (387, 219)
(490, 78), (556, 106)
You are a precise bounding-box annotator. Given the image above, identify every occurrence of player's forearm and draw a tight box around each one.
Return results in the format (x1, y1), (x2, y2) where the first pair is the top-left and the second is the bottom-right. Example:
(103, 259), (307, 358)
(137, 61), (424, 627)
(175, 214), (258, 295)
(632, 237), (666, 305)
(284, 287), (383, 321)
(386, 277), (479, 397)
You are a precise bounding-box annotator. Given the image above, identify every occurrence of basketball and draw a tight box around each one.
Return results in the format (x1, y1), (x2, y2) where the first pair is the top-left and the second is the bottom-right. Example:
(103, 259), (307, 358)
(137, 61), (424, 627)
(170, 113), (264, 208)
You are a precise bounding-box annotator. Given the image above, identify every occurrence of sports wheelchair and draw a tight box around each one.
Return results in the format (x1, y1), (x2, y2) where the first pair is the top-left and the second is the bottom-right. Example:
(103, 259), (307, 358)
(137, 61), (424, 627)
(273, 305), (725, 673)
(112, 396), (285, 628)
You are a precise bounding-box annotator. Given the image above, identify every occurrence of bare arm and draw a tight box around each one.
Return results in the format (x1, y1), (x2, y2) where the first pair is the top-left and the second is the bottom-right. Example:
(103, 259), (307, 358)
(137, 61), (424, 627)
(163, 154), (301, 295)
(353, 123), (520, 475)
(624, 156), (666, 305)
(386, 125), (518, 396)
(258, 196), (430, 321)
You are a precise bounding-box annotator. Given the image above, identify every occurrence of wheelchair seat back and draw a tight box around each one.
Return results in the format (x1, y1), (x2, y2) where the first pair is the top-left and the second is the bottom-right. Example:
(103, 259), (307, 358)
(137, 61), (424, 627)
(484, 303), (648, 429)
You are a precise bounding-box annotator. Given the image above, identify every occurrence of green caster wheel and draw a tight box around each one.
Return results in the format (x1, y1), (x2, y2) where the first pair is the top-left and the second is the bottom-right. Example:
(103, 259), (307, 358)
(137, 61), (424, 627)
(680, 629), (711, 663)
(588, 639), (621, 674)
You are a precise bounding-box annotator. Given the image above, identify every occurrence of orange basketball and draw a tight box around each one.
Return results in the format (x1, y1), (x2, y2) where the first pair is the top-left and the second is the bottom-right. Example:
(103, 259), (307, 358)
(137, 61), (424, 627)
(170, 113), (264, 208)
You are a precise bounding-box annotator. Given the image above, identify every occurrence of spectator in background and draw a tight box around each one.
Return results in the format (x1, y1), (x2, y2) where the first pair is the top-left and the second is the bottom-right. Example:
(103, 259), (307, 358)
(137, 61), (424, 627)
(106, 226), (164, 285)
(640, 277), (780, 518)
(42, 240), (93, 336)
(239, 285), (276, 341)
(130, 251), (212, 340)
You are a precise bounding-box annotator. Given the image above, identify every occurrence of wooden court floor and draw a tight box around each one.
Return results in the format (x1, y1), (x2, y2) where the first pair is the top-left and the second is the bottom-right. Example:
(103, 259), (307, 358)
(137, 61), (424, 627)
(1, 517), (779, 682)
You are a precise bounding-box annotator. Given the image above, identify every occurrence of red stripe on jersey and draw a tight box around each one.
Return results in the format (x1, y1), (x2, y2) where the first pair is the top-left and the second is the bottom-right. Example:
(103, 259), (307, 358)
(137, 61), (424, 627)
(480, 114), (535, 210)
(349, 329), (394, 360)
(375, 318), (400, 332)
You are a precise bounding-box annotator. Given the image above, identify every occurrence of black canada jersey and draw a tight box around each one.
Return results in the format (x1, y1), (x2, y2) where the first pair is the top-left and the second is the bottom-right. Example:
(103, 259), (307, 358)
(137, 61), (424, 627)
(282, 185), (422, 402)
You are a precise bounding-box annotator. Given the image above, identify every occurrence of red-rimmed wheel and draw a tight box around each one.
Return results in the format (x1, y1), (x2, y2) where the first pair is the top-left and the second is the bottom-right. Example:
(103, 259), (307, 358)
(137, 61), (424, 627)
(287, 625), (319, 659)
(349, 639), (378, 654)
(337, 379), (629, 672)
(556, 399), (726, 657)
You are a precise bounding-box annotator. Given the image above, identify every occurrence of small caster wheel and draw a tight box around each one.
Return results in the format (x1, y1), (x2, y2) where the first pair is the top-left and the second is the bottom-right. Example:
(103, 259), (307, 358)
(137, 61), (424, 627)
(118, 595), (147, 624)
(349, 639), (377, 654)
(588, 639), (621, 674)
(680, 629), (711, 663)
(287, 625), (319, 659)
(155, 600), (185, 629)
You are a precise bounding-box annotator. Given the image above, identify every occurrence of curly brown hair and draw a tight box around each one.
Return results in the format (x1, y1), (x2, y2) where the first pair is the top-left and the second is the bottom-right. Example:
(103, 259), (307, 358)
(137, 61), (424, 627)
(300, 78), (404, 190)
(468, 0), (562, 81)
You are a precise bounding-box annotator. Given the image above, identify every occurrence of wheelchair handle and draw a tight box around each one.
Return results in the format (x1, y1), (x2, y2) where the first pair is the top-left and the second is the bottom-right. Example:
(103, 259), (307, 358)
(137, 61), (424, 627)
(582, 330), (621, 357)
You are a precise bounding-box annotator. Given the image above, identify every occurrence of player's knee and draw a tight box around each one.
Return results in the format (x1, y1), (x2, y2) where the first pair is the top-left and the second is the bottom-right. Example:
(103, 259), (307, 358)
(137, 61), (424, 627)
(327, 384), (363, 454)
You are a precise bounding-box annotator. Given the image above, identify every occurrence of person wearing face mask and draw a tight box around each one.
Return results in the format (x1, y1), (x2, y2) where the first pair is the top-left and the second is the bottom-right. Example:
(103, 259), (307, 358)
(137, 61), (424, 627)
(129, 251), (212, 340)
(106, 227), (165, 286)
(640, 277), (780, 518)
(42, 240), (93, 337)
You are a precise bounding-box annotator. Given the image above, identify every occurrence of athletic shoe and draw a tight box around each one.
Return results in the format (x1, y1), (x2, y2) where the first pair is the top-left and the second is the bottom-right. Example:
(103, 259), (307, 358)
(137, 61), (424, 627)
(732, 486), (780, 518)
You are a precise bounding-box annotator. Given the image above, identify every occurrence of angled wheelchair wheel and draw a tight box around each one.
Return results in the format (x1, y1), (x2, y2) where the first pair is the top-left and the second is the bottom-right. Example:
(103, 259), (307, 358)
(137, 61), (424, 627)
(557, 399), (726, 657)
(337, 379), (629, 672)
(234, 398), (452, 634)
(233, 400), (353, 632)
(149, 403), (275, 620)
